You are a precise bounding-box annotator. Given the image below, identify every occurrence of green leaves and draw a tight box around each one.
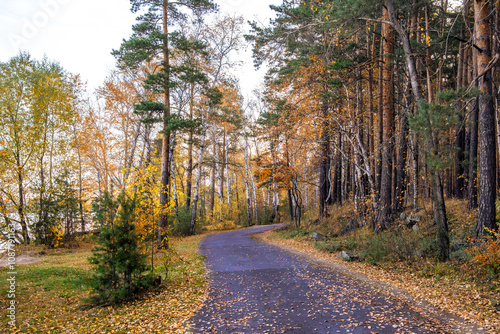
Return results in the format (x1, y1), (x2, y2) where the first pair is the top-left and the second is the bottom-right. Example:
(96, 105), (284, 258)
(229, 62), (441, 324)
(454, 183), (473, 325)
(0, 52), (76, 244)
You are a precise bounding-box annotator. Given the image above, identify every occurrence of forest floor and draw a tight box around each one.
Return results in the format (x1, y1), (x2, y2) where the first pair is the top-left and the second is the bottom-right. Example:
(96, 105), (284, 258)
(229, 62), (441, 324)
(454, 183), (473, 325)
(255, 201), (500, 333)
(0, 234), (207, 333)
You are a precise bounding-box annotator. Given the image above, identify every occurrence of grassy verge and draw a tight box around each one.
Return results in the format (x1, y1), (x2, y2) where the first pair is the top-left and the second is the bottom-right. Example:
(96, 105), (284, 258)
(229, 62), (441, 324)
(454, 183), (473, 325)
(0, 235), (207, 334)
(258, 199), (500, 333)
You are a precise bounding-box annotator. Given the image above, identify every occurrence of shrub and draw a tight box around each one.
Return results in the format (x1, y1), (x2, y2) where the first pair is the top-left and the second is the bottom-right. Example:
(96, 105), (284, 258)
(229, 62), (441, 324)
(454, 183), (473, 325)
(281, 228), (309, 239)
(360, 229), (436, 264)
(315, 241), (341, 253)
(361, 233), (389, 264)
(468, 229), (500, 278)
(171, 206), (192, 236)
(88, 194), (155, 305)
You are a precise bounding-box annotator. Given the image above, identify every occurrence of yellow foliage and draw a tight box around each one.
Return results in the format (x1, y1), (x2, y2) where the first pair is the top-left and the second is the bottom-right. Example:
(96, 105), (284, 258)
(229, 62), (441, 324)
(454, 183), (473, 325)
(124, 163), (163, 240)
(468, 229), (500, 277)
(206, 220), (238, 231)
(49, 224), (64, 249)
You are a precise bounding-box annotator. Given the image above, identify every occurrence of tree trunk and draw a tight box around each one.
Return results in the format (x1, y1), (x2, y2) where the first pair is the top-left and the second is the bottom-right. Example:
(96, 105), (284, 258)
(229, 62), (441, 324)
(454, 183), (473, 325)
(318, 103), (330, 218)
(432, 170), (450, 261)
(171, 133), (178, 214)
(189, 111), (209, 235)
(468, 48), (479, 210)
(395, 98), (409, 213)
(185, 82), (194, 209)
(221, 128), (226, 204)
(454, 38), (467, 199)
(209, 139), (216, 215)
(454, 112), (466, 199)
(376, 26), (384, 198)
(377, 6), (394, 229)
(213, 124), (223, 205)
(73, 125), (85, 232)
(158, 0), (171, 249)
(226, 130), (231, 206)
(245, 178), (253, 226)
(367, 26), (375, 181)
(475, 0), (497, 235)
(243, 124), (258, 223)
(16, 153), (29, 244)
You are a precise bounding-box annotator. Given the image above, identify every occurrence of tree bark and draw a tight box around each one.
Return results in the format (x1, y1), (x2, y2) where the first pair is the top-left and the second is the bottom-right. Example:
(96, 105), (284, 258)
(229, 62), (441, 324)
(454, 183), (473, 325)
(209, 139), (216, 215)
(432, 170), (450, 261)
(318, 103), (330, 218)
(243, 123), (258, 223)
(475, 0), (497, 235)
(158, 0), (171, 249)
(185, 82), (194, 209)
(395, 98), (409, 213)
(468, 47), (479, 209)
(16, 153), (30, 244)
(72, 124), (85, 232)
(377, 6), (394, 229)
(189, 112), (209, 235)
(376, 27), (384, 198)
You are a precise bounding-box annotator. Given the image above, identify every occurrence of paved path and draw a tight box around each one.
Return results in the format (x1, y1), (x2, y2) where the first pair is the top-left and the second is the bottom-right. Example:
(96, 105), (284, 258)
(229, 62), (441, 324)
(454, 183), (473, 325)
(188, 225), (460, 333)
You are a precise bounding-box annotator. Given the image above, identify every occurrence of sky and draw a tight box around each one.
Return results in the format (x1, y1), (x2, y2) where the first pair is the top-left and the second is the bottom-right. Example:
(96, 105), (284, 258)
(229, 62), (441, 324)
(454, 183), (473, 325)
(0, 0), (280, 98)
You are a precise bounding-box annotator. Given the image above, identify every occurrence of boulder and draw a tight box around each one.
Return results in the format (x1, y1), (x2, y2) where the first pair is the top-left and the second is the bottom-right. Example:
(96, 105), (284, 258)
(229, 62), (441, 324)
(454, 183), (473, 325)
(405, 215), (420, 228)
(311, 232), (327, 241)
(412, 224), (419, 232)
(337, 250), (357, 261)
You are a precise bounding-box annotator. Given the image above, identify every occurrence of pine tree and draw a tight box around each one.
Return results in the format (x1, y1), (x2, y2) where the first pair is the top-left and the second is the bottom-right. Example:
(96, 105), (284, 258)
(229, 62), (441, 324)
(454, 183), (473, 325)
(112, 0), (217, 248)
(88, 194), (154, 304)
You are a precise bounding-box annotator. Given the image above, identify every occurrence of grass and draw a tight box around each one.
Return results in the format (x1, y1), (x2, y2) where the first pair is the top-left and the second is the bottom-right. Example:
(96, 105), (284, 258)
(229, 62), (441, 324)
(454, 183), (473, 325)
(0, 235), (207, 333)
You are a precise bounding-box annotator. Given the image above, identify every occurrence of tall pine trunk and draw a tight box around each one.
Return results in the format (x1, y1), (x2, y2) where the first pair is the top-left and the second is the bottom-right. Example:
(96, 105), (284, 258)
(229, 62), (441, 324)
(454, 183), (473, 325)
(377, 6), (394, 229)
(158, 0), (171, 249)
(318, 103), (330, 218)
(475, 0), (497, 235)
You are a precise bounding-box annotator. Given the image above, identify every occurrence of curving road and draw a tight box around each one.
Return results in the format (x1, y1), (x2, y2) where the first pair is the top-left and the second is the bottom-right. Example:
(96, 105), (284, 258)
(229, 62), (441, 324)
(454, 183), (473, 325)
(188, 225), (467, 333)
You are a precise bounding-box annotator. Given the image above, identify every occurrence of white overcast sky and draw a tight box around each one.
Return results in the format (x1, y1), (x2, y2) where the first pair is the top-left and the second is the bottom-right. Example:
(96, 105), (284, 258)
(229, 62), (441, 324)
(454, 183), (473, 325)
(0, 0), (280, 98)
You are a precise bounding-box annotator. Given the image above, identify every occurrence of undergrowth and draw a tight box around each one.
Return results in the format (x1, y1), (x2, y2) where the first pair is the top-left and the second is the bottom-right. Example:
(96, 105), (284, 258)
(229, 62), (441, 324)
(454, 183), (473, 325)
(277, 198), (499, 284)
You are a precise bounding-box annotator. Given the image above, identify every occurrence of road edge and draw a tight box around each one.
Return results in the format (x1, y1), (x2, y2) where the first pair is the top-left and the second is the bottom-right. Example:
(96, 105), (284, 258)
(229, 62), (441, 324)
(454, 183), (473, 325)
(254, 228), (491, 334)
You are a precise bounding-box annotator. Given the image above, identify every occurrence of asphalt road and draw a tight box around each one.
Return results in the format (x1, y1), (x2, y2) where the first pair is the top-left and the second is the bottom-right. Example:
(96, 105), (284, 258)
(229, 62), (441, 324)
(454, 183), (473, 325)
(187, 225), (464, 333)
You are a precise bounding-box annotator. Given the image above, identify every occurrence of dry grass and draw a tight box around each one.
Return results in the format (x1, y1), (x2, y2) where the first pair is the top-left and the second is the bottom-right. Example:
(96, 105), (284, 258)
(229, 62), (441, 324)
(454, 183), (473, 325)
(261, 198), (500, 333)
(0, 235), (208, 334)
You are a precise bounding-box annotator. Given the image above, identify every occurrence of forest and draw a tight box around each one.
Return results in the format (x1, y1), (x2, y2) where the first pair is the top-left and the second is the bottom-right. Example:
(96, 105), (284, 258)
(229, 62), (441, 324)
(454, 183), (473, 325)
(2, 0), (498, 256)
(1, 0), (500, 321)
(0, 0), (500, 330)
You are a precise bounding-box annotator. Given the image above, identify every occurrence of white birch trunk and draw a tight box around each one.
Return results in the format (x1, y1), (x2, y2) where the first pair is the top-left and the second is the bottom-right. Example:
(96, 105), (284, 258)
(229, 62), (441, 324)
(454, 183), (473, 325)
(225, 129), (231, 206)
(213, 123), (223, 204)
(262, 188), (266, 211)
(245, 176), (252, 226)
(272, 183), (277, 217)
(189, 111), (209, 235)
(242, 124), (258, 223)
(276, 189), (280, 222)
